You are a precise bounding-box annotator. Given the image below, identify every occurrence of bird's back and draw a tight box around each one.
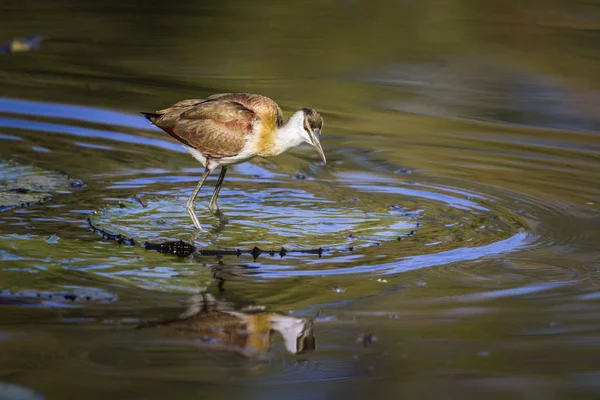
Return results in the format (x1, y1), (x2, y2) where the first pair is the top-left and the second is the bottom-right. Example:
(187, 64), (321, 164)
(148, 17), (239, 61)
(203, 93), (283, 126)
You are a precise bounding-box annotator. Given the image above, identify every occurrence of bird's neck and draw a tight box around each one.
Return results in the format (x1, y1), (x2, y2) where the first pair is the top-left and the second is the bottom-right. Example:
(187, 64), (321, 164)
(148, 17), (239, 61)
(270, 112), (305, 156)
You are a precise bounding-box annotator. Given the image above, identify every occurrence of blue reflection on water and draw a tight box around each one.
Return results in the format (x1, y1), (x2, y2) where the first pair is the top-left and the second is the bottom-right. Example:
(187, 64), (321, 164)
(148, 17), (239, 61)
(0, 97), (152, 130)
(256, 232), (531, 277)
(0, 116), (185, 153)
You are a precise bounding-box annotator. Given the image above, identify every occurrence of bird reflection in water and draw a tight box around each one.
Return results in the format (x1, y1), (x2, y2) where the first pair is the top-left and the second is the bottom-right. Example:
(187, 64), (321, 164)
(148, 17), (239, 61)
(137, 292), (316, 358)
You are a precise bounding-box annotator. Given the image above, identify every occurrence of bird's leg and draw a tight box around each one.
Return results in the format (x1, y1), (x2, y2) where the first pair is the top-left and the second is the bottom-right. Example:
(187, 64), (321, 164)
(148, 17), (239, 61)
(208, 166), (228, 215)
(186, 167), (212, 230)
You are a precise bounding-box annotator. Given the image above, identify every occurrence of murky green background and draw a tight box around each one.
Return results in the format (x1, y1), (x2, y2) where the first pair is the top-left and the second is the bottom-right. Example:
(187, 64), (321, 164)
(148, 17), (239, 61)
(1, 0), (600, 398)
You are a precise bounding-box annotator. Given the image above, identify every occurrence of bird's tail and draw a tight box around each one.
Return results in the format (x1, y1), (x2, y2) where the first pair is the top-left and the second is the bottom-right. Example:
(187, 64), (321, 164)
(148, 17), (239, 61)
(140, 111), (162, 124)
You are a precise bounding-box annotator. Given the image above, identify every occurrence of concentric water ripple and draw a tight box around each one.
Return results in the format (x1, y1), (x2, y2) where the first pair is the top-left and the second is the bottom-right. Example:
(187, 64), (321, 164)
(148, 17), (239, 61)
(0, 97), (539, 283)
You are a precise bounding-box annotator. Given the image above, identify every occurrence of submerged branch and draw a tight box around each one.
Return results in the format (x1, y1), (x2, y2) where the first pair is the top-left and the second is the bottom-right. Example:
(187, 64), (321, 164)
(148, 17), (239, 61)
(86, 216), (416, 259)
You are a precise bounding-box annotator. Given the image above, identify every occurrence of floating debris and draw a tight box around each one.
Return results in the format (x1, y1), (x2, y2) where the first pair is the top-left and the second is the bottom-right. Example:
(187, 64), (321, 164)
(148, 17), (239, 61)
(196, 245), (326, 260)
(357, 332), (377, 347)
(0, 159), (84, 210)
(87, 215), (335, 259)
(86, 191), (420, 259)
(86, 217), (135, 246)
(0, 287), (117, 304)
(134, 194), (148, 208)
(143, 240), (196, 257)
(0, 35), (44, 55)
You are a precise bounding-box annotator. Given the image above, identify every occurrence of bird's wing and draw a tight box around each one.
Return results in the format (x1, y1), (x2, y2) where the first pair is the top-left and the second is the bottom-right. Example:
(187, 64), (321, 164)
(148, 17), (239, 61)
(152, 98), (257, 158)
(157, 98), (204, 113)
(205, 93), (284, 128)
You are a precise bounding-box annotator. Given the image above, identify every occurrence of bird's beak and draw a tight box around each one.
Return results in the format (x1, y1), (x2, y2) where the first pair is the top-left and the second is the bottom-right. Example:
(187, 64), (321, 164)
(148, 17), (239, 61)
(310, 129), (326, 165)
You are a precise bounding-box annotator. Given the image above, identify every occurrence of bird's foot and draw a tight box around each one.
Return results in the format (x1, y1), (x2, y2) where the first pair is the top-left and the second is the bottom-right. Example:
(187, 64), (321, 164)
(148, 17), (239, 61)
(209, 204), (229, 223)
(186, 205), (203, 231)
(214, 210), (230, 224)
(208, 199), (221, 214)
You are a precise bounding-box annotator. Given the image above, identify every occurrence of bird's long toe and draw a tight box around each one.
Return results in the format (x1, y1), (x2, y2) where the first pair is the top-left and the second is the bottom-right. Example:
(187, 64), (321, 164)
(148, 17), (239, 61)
(186, 205), (203, 230)
(209, 206), (229, 224)
(208, 202), (219, 215)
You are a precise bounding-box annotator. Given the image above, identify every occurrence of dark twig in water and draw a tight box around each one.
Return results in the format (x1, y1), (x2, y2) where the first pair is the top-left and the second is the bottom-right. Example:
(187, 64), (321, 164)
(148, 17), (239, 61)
(134, 194), (148, 208)
(87, 217), (332, 259)
(86, 217), (135, 246)
(143, 240), (196, 257)
(144, 241), (328, 260)
(86, 208), (420, 259)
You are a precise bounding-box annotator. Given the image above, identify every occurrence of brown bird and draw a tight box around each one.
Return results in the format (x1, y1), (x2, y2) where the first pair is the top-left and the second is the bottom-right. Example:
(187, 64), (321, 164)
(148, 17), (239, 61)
(142, 93), (326, 230)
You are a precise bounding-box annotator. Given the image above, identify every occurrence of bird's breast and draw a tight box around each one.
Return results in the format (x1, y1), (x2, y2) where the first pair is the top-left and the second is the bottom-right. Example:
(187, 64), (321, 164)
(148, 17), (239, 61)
(253, 116), (280, 157)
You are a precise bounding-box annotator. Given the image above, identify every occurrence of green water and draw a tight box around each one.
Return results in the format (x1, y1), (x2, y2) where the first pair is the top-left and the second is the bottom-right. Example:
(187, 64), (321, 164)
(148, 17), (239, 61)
(1, 1), (600, 398)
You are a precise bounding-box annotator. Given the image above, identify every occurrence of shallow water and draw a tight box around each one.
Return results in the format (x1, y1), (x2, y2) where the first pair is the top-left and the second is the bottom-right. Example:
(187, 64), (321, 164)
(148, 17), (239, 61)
(1, 1), (600, 398)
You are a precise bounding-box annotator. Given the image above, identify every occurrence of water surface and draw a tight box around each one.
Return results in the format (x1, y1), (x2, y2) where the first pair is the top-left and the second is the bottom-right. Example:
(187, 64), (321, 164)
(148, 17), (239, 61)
(1, 1), (600, 399)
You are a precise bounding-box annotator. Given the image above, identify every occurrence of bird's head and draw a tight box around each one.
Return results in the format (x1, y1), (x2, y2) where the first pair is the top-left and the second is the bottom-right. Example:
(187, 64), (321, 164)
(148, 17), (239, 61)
(300, 108), (326, 165)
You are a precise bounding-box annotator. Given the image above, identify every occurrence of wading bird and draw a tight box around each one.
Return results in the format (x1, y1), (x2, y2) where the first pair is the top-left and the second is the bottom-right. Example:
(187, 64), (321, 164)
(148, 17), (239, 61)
(142, 93), (326, 230)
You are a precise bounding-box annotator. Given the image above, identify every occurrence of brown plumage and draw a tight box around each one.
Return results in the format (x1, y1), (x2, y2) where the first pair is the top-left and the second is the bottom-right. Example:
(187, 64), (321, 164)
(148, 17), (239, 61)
(142, 92), (326, 230)
(142, 93), (283, 158)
